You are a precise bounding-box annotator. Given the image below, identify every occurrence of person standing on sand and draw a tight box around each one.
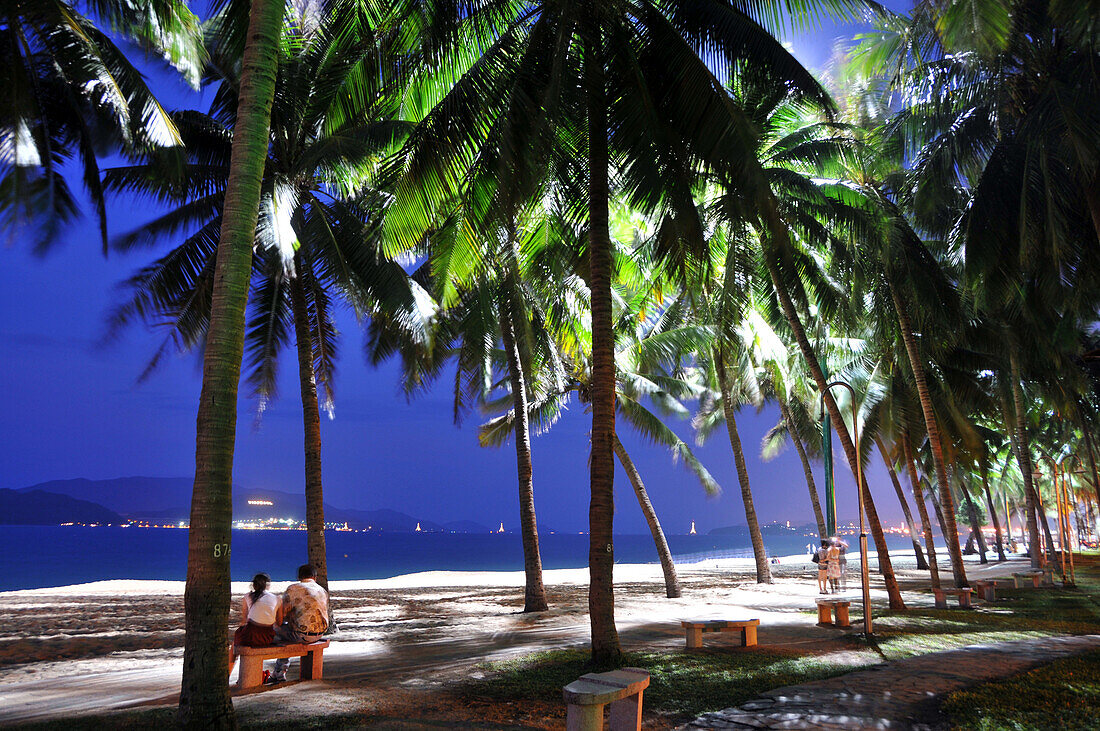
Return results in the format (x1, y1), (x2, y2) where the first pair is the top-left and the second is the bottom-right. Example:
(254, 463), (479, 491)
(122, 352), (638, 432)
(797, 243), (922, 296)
(270, 563), (329, 683)
(834, 537), (849, 591)
(816, 539), (830, 593)
(826, 538), (842, 593)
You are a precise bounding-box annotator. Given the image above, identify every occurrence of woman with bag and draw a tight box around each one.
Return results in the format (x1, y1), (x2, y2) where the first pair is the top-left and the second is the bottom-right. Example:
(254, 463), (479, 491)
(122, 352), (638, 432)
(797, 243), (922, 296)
(814, 539), (830, 593)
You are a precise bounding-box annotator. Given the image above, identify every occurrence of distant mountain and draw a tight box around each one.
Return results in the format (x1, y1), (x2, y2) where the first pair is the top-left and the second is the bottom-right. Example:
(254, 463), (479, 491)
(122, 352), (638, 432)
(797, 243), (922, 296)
(17, 477), (193, 515)
(0, 488), (122, 526)
(12, 477), (445, 532)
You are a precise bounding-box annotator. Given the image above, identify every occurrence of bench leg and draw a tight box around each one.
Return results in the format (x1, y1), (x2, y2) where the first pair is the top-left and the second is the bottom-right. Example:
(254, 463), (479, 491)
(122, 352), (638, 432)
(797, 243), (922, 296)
(685, 627), (703, 649)
(609, 691), (643, 731)
(741, 625), (757, 647)
(1032, 576), (1041, 588)
(817, 605), (831, 625)
(959, 593), (972, 609)
(566, 702), (604, 731)
(934, 592), (946, 609)
(301, 649), (323, 680)
(835, 604), (850, 628)
(239, 657), (263, 689)
(982, 587), (995, 602)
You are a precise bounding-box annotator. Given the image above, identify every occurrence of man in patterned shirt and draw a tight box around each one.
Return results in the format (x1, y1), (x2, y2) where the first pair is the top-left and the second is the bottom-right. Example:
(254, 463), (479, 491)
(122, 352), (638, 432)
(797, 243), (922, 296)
(270, 563), (329, 682)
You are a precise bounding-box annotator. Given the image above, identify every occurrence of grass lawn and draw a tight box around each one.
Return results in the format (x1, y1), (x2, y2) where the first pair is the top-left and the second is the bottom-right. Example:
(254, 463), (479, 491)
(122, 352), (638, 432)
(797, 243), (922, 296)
(462, 562), (1100, 723)
(461, 646), (874, 720)
(940, 648), (1100, 730)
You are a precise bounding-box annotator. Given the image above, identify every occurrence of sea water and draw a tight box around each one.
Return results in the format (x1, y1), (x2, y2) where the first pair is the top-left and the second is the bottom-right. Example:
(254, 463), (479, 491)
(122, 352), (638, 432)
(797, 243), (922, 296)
(0, 526), (916, 591)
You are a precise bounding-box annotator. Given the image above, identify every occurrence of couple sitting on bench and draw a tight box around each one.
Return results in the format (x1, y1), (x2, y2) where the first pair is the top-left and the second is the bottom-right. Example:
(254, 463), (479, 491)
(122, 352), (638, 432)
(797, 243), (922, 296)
(230, 563), (329, 684)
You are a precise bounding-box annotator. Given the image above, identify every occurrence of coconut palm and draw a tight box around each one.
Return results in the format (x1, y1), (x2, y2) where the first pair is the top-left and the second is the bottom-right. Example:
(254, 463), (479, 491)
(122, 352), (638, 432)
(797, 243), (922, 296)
(384, 0), (865, 665)
(704, 73), (911, 608)
(106, 4), (416, 721)
(377, 206), (579, 613)
(108, 0), (425, 593)
(480, 269), (721, 600)
(1, 0), (200, 250)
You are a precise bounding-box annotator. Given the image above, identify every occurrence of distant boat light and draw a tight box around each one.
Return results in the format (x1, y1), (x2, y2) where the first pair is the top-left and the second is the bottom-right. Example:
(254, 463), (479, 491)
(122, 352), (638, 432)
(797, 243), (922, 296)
(247, 499), (274, 506)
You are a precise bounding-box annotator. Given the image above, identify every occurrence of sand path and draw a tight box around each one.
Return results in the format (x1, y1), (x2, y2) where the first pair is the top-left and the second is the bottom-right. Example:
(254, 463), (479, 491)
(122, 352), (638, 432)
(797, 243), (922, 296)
(0, 554), (1023, 727)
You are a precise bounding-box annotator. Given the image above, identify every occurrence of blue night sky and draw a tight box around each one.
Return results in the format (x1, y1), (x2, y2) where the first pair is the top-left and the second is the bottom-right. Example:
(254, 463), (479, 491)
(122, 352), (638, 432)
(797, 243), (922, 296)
(0, 1), (914, 535)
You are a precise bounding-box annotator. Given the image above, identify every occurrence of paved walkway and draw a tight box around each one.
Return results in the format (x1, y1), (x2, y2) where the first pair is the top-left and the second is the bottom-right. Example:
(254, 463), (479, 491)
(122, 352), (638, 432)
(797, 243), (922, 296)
(683, 633), (1100, 729)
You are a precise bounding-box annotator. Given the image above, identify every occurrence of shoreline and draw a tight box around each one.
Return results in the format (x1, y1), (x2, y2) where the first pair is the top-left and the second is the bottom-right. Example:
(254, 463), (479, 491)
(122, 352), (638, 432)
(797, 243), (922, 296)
(0, 553), (818, 596)
(0, 549), (953, 596)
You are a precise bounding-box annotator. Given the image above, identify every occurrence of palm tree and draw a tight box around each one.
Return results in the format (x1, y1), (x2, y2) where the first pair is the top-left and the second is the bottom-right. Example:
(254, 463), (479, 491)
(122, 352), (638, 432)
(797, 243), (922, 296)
(178, 0), (282, 719)
(693, 284), (783, 584)
(386, 0), (857, 665)
(384, 209), (575, 613)
(704, 74), (910, 607)
(106, 3), (408, 721)
(109, 0), (424, 603)
(1, 0), (200, 250)
(480, 275), (721, 600)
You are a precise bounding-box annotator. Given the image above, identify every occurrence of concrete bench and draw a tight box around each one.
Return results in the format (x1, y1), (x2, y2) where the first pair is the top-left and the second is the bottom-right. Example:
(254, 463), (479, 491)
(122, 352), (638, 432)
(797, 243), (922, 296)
(816, 599), (851, 628)
(933, 587), (973, 609)
(971, 579), (1004, 602)
(236, 640), (329, 688)
(563, 667), (649, 731)
(1012, 569), (1053, 588)
(681, 619), (759, 649)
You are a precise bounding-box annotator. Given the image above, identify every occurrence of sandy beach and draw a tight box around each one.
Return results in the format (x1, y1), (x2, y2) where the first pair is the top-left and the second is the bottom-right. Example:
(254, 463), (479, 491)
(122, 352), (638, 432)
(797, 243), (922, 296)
(0, 551), (1017, 728)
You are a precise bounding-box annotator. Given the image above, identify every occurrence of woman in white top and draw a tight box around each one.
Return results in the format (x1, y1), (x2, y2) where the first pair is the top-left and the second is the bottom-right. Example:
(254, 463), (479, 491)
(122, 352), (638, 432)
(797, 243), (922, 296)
(229, 573), (284, 678)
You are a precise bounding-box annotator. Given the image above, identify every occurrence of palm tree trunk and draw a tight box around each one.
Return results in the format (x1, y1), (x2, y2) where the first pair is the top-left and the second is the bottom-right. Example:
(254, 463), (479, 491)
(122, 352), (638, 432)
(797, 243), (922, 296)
(982, 466), (1007, 561)
(889, 285), (968, 588)
(1007, 352), (1042, 568)
(585, 33), (620, 668)
(289, 261), (329, 607)
(760, 230), (904, 609)
(1033, 481), (1058, 558)
(613, 436), (681, 598)
(903, 432), (940, 589)
(1083, 172), (1100, 243)
(876, 437), (927, 570)
(1082, 426), (1100, 537)
(715, 349), (770, 583)
(499, 287), (548, 612)
(780, 400), (827, 539)
(178, 0), (281, 724)
(961, 482), (988, 564)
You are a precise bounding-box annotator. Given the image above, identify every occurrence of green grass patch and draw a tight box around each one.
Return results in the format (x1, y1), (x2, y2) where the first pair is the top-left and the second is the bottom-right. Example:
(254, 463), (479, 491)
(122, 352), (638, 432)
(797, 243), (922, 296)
(941, 648), (1100, 730)
(462, 647), (876, 719)
(464, 565), (1100, 722)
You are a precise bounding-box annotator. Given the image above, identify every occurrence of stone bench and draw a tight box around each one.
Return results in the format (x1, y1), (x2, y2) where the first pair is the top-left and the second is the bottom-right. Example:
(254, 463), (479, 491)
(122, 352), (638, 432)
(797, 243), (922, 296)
(971, 579), (1004, 602)
(816, 599), (851, 628)
(236, 640), (329, 689)
(1012, 569), (1053, 588)
(681, 619), (759, 649)
(563, 667), (650, 731)
(933, 587), (973, 609)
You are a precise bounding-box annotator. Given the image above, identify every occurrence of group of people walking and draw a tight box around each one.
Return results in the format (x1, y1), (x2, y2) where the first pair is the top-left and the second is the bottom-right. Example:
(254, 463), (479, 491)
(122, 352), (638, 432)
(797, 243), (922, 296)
(229, 563), (330, 684)
(813, 537), (848, 594)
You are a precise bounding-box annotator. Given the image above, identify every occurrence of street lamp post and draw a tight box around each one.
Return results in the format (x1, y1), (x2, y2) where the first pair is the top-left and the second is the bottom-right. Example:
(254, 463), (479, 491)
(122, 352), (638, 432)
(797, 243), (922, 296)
(822, 380), (873, 636)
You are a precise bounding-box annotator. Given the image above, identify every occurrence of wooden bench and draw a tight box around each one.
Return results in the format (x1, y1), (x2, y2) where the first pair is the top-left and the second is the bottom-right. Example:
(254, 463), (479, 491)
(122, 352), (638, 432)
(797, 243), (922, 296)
(563, 667), (650, 731)
(681, 619), (759, 649)
(971, 579), (1003, 602)
(933, 587), (973, 609)
(816, 599), (851, 628)
(235, 640), (330, 689)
